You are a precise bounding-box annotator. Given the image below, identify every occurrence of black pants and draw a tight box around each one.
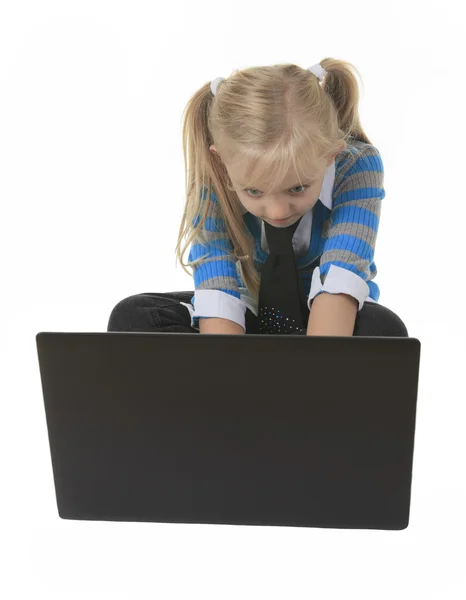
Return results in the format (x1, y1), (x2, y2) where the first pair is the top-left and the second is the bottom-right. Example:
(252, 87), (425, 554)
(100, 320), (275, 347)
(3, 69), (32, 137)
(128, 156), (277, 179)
(107, 291), (409, 337)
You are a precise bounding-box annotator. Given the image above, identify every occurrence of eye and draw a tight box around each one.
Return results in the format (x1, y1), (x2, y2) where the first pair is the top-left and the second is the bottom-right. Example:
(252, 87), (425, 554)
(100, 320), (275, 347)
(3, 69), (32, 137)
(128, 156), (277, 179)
(243, 184), (311, 197)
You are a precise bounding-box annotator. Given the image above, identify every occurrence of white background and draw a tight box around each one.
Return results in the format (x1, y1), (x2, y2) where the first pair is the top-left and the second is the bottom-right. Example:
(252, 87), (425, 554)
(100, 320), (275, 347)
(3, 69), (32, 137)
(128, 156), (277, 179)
(1, 1), (465, 598)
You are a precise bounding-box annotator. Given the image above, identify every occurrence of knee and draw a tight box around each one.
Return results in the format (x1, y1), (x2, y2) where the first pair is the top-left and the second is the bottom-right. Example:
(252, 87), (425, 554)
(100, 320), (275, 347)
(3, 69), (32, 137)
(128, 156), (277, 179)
(107, 294), (144, 332)
(356, 302), (409, 337)
(379, 305), (409, 337)
(390, 313), (409, 337)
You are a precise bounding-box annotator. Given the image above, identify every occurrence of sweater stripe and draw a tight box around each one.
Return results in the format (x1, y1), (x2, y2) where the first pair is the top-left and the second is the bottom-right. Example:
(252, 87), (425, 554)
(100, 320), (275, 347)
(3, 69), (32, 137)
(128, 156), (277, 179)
(187, 139), (384, 325)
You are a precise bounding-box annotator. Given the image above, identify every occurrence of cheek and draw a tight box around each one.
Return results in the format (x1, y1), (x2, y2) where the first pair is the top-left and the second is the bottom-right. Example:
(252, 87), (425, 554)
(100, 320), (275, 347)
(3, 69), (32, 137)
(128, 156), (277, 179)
(240, 199), (261, 214)
(238, 196), (255, 210)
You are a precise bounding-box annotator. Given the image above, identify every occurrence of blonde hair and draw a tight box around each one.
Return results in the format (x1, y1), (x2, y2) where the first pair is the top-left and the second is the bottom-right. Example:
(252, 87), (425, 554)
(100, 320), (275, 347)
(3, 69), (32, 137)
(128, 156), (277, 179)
(175, 58), (373, 302)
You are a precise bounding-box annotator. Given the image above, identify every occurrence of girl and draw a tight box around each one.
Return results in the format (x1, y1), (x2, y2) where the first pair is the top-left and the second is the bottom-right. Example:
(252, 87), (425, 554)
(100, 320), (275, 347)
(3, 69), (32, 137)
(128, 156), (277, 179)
(107, 58), (408, 338)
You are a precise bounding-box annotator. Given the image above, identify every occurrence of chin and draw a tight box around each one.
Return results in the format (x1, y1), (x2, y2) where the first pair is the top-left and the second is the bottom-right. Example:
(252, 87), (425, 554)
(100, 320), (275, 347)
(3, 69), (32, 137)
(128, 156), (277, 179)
(267, 214), (301, 226)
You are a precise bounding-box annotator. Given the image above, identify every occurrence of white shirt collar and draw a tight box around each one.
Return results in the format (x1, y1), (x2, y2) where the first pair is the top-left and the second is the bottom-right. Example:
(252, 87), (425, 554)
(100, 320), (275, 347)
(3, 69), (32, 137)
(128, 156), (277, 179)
(259, 159), (335, 255)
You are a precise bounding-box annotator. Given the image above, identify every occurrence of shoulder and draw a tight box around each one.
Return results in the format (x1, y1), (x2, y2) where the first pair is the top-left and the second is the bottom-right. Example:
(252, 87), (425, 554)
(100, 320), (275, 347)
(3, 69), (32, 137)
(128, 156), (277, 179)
(333, 138), (385, 203)
(195, 185), (228, 231)
(335, 138), (384, 178)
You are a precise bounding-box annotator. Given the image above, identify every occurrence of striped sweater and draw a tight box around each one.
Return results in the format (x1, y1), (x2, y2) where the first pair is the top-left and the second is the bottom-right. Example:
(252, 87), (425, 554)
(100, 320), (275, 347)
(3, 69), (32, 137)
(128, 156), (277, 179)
(183, 137), (383, 332)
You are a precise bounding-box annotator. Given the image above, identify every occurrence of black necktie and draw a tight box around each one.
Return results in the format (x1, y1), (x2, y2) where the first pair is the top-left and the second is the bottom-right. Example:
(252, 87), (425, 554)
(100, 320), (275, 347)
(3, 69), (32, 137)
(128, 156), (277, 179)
(258, 216), (310, 334)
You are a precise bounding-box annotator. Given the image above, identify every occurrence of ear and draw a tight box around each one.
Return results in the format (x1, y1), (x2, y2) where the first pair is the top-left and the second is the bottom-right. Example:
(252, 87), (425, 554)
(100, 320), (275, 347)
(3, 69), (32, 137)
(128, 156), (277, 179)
(210, 145), (218, 154)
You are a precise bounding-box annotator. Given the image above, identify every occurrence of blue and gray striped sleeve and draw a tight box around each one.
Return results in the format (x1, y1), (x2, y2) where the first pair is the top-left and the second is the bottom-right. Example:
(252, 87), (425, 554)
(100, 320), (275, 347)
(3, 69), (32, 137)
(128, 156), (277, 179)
(188, 188), (247, 330)
(308, 146), (384, 310)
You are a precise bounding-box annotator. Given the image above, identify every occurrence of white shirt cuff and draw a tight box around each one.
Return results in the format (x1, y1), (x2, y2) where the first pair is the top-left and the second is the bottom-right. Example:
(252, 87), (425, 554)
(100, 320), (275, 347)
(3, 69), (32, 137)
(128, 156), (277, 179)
(192, 289), (247, 331)
(308, 264), (370, 311)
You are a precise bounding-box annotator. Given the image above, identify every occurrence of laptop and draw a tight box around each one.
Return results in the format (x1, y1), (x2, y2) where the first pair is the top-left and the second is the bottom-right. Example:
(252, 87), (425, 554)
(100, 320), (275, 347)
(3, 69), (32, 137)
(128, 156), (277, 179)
(36, 331), (421, 531)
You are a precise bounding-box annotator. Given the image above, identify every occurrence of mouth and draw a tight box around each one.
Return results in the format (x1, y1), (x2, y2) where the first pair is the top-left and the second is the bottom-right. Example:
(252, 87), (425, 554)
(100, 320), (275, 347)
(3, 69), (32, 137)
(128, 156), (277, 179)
(270, 215), (295, 224)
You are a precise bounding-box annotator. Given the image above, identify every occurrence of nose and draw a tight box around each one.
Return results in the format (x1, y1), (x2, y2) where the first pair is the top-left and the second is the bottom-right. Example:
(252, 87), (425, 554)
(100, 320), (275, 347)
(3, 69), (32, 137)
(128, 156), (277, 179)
(266, 201), (293, 221)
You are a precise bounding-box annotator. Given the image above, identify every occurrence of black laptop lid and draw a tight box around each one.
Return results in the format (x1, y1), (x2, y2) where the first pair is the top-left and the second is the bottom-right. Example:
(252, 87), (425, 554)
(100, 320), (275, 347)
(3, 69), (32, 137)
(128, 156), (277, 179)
(36, 332), (421, 530)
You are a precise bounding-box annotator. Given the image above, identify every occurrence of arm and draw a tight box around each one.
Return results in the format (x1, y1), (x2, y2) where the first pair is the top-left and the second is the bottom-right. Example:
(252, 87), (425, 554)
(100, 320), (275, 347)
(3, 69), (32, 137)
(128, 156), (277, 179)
(306, 145), (384, 332)
(188, 186), (247, 331)
(306, 292), (358, 337)
(199, 317), (245, 335)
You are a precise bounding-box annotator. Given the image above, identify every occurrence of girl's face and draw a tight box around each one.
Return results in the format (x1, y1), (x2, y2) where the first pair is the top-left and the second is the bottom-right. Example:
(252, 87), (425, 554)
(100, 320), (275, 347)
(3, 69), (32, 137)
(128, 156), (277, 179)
(210, 145), (338, 228)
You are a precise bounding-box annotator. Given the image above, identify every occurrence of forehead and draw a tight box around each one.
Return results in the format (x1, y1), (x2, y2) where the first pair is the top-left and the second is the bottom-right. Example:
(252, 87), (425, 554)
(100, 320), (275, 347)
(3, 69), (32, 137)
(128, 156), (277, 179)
(226, 149), (324, 191)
